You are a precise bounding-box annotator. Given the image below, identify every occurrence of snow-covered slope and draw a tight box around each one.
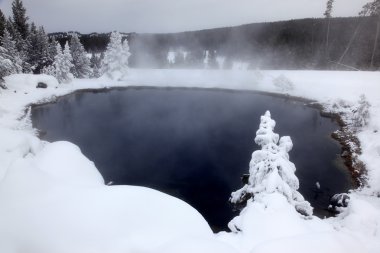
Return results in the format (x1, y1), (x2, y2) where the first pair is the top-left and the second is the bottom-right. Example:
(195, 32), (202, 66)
(0, 69), (379, 253)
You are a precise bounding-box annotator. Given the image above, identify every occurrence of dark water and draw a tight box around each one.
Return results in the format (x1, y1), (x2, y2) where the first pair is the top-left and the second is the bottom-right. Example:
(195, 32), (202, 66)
(32, 87), (352, 231)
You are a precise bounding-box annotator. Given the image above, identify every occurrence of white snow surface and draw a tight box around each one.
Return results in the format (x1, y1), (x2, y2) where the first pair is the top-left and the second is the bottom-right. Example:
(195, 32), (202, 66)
(0, 69), (380, 253)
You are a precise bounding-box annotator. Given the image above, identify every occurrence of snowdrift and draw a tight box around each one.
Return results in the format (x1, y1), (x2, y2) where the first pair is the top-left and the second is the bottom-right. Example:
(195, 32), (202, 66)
(0, 141), (219, 253)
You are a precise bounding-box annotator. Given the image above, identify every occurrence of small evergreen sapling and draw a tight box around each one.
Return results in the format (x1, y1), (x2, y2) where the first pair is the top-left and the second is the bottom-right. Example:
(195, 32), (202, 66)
(352, 94), (371, 128)
(230, 111), (313, 217)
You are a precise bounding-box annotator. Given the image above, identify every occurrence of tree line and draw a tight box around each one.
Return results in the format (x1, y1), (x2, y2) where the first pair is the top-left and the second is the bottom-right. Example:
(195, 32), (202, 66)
(0, 0), (130, 87)
(52, 0), (380, 71)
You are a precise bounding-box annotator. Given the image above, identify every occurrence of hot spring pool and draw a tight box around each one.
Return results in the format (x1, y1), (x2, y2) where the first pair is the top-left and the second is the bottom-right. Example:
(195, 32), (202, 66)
(32, 87), (352, 231)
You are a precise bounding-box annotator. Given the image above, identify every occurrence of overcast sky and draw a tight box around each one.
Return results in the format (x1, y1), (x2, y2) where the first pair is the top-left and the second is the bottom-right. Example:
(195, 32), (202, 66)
(0, 0), (369, 33)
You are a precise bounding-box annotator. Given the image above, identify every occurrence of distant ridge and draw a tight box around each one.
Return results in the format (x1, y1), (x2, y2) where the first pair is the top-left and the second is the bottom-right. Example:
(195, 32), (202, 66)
(50, 17), (379, 70)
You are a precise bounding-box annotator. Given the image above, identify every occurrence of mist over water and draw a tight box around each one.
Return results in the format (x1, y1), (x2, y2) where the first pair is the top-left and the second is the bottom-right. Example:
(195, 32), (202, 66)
(123, 16), (380, 70)
(32, 88), (352, 231)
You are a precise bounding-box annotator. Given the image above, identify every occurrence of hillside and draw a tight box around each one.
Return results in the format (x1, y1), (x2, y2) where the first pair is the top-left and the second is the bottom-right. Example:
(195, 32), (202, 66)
(51, 17), (380, 70)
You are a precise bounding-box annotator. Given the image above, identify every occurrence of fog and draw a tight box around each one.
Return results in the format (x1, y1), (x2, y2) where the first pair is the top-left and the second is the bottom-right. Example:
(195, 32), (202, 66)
(124, 15), (379, 70)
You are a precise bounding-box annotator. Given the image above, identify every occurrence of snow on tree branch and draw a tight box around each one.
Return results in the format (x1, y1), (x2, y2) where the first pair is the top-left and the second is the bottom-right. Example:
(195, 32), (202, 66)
(69, 34), (91, 78)
(352, 94), (371, 128)
(44, 41), (74, 83)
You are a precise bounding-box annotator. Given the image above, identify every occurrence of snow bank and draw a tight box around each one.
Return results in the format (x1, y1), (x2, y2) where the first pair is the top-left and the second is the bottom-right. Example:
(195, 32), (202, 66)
(32, 141), (104, 186)
(219, 193), (365, 253)
(0, 70), (380, 252)
(0, 141), (215, 253)
(152, 237), (239, 253)
(3, 73), (59, 89)
(0, 127), (41, 180)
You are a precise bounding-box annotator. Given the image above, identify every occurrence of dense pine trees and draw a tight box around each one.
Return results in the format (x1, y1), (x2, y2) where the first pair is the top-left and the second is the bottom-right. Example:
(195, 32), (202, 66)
(0, 0), (132, 85)
(27, 24), (51, 73)
(1, 29), (23, 73)
(0, 30), (22, 87)
(0, 0), (111, 85)
(11, 0), (29, 40)
(0, 0), (50, 84)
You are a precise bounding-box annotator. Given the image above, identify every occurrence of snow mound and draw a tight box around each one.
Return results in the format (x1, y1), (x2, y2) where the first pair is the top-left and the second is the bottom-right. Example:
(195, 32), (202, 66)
(0, 127), (41, 180)
(32, 141), (104, 186)
(152, 237), (239, 253)
(0, 141), (215, 253)
(220, 193), (366, 253)
(4, 74), (59, 89)
(250, 232), (364, 253)
(330, 193), (380, 252)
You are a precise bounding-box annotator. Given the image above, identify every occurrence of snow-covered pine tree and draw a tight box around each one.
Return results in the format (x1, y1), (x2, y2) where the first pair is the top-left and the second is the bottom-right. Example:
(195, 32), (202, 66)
(6, 20), (31, 73)
(0, 32), (23, 88)
(230, 111), (313, 217)
(0, 9), (6, 37)
(41, 64), (55, 77)
(101, 31), (131, 80)
(41, 36), (58, 76)
(11, 0), (29, 40)
(90, 52), (101, 78)
(47, 36), (58, 65)
(0, 46), (16, 88)
(0, 47), (10, 88)
(5, 0), (33, 73)
(167, 51), (176, 65)
(69, 34), (91, 78)
(1, 29), (23, 74)
(203, 50), (210, 68)
(352, 94), (371, 128)
(51, 42), (74, 83)
(37, 26), (50, 70)
(27, 23), (50, 73)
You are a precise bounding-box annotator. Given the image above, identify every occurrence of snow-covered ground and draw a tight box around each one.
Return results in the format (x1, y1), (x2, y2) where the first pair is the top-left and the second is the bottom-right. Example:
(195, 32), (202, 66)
(0, 69), (379, 253)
